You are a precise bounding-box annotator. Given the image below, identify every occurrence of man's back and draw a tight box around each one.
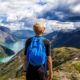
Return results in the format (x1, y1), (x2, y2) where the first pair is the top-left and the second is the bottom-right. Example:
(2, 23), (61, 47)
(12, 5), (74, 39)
(24, 37), (51, 80)
(23, 22), (52, 80)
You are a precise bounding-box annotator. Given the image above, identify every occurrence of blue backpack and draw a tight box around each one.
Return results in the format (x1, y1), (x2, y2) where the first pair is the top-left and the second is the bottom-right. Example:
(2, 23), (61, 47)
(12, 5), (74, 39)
(26, 36), (47, 73)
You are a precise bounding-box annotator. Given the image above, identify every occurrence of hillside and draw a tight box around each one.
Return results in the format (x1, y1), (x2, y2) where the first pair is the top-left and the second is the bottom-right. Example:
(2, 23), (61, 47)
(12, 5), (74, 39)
(53, 47), (80, 80)
(0, 49), (24, 80)
(0, 26), (10, 33)
(0, 47), (80, 80)
(52, 28), (80, 48)
(0, 26), (18, 43)
(11, 30), (34, 39)
(0, 45), (14, 57)
(45, 28), (80, 48)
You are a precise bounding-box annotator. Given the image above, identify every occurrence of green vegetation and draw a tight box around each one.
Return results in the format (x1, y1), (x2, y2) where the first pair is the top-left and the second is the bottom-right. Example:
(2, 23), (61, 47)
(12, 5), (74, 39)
(0, 45), (14, 58)
(0, 52), (7, 57)
(0, 47), (80, 80)
(0, 49), (24, 80)
(52, 47), (80, 80)
(73, 63), (80, 73)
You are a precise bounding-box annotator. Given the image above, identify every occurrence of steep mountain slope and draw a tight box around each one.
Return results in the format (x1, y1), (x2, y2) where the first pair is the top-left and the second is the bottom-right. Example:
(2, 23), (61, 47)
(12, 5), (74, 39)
(0, 49), (24, 80)
(0, 26), (18, 43)
(0, 45), (14, 57)
(44, 31), (59, 41)
(0, 47), (80, 80)
(53, 28), (80, 48)
(0, 26), (10, 33)
(52, 47), (80, 80)
(45, 28), (80, 48)
(12, 30), (34, 39)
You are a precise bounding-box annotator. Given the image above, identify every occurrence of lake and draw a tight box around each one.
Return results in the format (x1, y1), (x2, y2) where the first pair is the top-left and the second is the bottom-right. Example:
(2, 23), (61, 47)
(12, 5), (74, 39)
(0, 39), (26, 63)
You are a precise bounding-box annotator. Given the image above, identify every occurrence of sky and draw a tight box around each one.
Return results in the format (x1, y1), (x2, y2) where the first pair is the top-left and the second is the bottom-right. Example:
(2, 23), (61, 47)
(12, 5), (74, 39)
(0, 0), (80, 31)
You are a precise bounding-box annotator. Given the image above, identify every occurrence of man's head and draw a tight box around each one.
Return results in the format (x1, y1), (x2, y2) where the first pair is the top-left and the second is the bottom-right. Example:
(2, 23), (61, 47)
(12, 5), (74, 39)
(33, 22), (45, 36)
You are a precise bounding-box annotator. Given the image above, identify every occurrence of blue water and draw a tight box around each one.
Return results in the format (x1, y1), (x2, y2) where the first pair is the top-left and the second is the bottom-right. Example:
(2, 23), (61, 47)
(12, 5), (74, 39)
(0, 39), (26, 63)
(4, 39), (26, 53)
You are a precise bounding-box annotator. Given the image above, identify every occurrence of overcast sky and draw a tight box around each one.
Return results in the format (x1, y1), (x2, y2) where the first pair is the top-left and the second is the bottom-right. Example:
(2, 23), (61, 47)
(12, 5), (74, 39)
(0, 0), (80, 30)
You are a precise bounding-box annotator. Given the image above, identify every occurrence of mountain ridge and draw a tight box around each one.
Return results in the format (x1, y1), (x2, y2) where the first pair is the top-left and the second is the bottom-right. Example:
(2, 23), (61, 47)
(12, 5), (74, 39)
(0, 26), (18, 43)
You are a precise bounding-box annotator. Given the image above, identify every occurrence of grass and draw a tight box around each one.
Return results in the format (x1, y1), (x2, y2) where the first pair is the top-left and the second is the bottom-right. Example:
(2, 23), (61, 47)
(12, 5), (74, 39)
(0, 47), (80, 80)
(0, 52), (7, 57)
(73, 63), (80, 73)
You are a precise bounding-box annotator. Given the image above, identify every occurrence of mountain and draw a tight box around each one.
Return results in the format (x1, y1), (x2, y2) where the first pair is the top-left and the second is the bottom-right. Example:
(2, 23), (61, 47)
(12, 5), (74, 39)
(0, 47), (80, 80)
(45, 28), (80, 48)
(0, 26), (10, 33)
(52, 47), (80, 80)
(0, 26), (18, 43)
(52, 28), (80, 48)
(0, 45), (14, 57)
(0, 49), (24, 80)
(12, 30), (34, 39)
(44, 30), (59, 41)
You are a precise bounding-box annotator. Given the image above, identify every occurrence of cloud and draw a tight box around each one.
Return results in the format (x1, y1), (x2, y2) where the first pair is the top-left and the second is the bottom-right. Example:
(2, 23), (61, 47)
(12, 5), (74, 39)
(0, 0), (80, 22)
(71, 4), (80, 13)
(0, 0), (80, 31)
(0, 0), (47, 21)
(38, 0), (80, 22)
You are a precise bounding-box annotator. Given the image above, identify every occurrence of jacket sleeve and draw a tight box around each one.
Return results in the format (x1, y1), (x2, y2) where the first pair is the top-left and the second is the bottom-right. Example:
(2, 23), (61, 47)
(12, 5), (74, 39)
(44, 39), (51, 56)
(24, 38), (31, 55)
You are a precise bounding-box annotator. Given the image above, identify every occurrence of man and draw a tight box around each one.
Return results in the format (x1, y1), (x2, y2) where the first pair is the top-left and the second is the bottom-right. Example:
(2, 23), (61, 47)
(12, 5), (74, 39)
(23, 22), (53, 80)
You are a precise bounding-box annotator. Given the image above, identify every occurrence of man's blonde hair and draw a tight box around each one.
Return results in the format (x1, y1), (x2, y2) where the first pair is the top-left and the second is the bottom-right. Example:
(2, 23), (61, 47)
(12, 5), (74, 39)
(33, 22), (45, 35)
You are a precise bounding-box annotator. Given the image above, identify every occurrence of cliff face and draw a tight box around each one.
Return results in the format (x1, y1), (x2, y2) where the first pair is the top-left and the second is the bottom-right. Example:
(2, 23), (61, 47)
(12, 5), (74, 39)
(0, 47), (80, 80)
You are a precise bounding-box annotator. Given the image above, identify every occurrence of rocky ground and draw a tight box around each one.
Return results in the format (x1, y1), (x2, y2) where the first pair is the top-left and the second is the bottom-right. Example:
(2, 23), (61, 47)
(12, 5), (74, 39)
(0, 47), (80, 80)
